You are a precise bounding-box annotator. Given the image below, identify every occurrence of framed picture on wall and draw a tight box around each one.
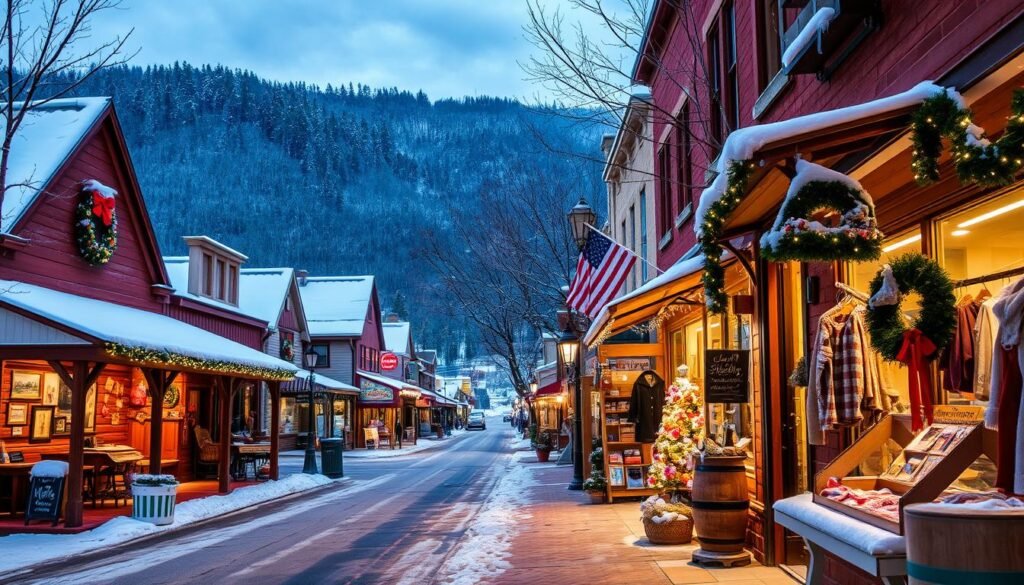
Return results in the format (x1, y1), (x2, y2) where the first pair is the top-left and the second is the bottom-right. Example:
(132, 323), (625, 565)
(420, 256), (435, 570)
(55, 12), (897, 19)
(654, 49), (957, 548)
(85, 383), (97, 433)
(53, 416), (69, 436)
(42, 373), (62, 406)
(6, 402), (29, 426)
(608, 465), (625, 487)
(29, 405), (54, 443)
(10, 371), (42, 400)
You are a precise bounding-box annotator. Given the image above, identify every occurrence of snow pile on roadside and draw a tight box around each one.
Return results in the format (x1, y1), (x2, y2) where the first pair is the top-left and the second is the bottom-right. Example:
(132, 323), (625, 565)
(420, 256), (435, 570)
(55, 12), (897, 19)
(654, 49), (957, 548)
(508, 436), (531, 450)
(436, 459), (538, 584)
(0, 474), (335, 576)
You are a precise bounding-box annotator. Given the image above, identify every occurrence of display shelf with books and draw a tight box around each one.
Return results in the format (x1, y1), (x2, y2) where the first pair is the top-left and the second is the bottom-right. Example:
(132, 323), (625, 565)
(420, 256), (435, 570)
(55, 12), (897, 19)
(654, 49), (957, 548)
(811, 406), (994, 534)
(599, 368), (659, 503)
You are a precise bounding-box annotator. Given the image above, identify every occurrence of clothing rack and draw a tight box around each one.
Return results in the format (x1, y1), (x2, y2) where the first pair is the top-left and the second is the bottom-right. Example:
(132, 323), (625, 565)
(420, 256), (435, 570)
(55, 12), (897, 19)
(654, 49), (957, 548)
(834, 282), (869, 303)
(953, 264), (1024, 288)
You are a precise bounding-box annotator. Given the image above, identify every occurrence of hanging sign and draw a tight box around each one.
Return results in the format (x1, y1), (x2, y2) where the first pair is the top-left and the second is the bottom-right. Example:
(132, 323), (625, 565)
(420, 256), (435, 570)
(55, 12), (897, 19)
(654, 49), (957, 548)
(380, 353), (399, 371)
(25, 475), (66, 526)
(606, 358), (654, 372)
(705, 349), (750, 403)
(359, 379), (395, 403)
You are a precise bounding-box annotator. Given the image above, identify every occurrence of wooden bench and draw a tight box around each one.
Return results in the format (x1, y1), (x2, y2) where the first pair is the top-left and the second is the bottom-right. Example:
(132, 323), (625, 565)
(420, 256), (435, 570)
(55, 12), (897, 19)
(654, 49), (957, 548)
(774, 494), (907, 585)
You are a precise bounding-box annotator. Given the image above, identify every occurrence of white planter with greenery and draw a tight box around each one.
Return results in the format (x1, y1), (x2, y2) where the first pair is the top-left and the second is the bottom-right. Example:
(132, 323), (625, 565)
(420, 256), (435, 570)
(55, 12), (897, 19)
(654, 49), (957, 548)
(131, 474), (179, 526)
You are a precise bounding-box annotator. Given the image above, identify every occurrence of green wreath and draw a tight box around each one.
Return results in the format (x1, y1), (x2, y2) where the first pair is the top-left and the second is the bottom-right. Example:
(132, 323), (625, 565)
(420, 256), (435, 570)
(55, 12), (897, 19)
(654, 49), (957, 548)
(74, 183), (118, 266)
(761, 179), (884, 262)
(865, 253), (956, 362)
(280, 338), (294, 361)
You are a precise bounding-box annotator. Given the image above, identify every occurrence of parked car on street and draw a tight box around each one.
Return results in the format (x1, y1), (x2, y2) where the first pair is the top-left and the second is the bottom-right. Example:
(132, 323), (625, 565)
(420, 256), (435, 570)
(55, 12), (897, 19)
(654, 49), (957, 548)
(467, 411), (486, 430)
(502, 411), (512, 422)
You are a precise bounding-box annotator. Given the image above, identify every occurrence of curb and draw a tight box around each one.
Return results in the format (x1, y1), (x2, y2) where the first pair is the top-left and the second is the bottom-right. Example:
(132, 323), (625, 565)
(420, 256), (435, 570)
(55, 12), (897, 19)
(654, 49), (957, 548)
(0, 476), (352, 584)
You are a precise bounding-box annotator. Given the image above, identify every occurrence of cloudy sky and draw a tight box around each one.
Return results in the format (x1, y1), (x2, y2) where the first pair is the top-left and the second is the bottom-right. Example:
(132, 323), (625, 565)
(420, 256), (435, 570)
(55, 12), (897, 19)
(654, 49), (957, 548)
(86, 0), (614, 101)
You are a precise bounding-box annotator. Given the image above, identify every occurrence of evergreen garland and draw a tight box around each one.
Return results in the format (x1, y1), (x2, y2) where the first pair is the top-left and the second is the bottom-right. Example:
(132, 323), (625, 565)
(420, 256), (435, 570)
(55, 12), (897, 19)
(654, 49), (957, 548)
(865, 254), (956, 362)
(698, 160), (756, 314)
(760, 180), (883, 263)
(911, 89), (1024, 186)
(105, 342), (296, 381)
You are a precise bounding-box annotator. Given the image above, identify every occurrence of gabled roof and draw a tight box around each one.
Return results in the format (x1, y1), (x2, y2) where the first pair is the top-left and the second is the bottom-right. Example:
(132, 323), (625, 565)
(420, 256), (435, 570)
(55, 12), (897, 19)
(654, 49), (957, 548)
(382, 321), (412, 356)
(299, 276), (376, 337)
(0, 279), (297, 379)
(417, 349), (437, 364)
(2, 98), (110, 230)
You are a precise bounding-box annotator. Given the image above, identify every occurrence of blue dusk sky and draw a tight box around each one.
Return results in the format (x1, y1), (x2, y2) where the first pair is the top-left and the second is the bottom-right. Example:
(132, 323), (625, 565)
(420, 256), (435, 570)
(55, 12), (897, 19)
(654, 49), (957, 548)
(86, 0), (620, 101)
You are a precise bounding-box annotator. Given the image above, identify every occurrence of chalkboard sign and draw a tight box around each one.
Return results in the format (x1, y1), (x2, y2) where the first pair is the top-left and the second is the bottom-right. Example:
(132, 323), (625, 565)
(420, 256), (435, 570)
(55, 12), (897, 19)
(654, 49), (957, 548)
(705, 349), (750, 403)
(24, 475), (65, 526)
(8, 451), (24, 463)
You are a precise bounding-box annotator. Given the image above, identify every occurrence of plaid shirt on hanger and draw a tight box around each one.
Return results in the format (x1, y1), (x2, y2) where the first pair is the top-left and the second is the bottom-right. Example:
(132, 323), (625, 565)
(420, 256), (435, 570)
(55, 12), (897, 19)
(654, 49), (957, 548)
(836, 312), (867, 425)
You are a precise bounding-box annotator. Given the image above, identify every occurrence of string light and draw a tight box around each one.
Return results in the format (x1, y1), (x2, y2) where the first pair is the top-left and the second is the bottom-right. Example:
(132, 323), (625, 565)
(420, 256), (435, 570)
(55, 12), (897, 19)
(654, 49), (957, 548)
(105, 343), (295, 381)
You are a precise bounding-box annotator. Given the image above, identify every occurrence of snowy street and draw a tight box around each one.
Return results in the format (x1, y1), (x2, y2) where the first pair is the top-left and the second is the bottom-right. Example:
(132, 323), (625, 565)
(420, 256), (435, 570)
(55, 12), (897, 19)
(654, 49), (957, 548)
(3, 417), (513, 585)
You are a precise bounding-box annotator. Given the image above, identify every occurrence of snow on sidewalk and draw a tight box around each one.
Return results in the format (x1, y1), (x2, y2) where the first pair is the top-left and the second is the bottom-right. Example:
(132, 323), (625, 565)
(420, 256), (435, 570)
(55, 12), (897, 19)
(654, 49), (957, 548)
(342, 429), (471, 459)
(0, 474), (336, 576)
(435, 438), (540, 585)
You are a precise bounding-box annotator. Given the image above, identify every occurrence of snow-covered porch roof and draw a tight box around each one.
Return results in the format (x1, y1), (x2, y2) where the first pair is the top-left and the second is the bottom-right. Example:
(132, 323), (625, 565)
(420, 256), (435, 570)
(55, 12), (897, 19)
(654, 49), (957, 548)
(282, 369), (358, 395)
(0, 280), (298, 380)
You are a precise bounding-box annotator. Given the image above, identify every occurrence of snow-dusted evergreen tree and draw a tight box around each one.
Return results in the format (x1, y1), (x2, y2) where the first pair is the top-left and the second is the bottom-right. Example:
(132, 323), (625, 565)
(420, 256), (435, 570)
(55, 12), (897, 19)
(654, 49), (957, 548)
(647, 365), (705, 493)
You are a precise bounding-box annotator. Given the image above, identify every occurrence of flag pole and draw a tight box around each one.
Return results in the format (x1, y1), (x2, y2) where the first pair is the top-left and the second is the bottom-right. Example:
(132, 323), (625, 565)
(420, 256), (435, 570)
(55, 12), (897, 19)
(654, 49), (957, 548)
(584, 223), (664, 275)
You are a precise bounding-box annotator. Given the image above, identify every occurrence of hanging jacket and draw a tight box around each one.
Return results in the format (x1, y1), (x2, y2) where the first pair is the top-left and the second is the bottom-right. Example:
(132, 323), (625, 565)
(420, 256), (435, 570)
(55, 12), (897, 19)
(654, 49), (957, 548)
(942, 301), (979, 393)
(974, 298), (998, 399)
(985, 276), (1024, 494)
(628, 370), (665, 443)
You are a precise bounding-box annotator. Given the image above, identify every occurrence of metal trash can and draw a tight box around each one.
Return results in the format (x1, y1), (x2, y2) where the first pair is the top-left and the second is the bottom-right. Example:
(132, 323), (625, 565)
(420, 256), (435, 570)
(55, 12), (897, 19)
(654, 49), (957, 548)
(320, 437), (344, 478)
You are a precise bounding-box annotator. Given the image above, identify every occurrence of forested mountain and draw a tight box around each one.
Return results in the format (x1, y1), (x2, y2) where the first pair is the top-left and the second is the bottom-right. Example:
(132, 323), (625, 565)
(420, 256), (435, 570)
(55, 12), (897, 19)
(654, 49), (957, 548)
(59, 63), (604, 361)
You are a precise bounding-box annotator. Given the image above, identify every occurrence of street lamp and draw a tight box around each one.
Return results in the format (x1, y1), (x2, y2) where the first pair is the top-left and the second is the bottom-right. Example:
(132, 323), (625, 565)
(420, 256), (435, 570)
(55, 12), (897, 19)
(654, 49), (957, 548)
(568, 198), (597, 250)
(557, 327), (584, 490)
(529, 378), (538, 395)
(302, 347), (320, 474)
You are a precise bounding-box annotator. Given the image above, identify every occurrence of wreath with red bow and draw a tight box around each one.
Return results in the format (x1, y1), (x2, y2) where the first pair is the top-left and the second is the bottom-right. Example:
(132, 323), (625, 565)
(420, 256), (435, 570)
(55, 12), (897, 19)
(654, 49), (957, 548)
(74, 180), (118, 265)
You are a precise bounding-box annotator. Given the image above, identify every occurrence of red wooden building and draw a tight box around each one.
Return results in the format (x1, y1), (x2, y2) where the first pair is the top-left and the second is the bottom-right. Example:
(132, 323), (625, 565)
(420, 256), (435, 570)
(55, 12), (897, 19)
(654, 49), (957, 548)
(0, 98), (297, 530)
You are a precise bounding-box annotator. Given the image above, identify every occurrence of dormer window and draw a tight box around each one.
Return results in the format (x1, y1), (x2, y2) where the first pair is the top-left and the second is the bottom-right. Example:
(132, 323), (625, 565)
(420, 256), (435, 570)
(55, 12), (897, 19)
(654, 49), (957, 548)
(184, 236), (247, 307)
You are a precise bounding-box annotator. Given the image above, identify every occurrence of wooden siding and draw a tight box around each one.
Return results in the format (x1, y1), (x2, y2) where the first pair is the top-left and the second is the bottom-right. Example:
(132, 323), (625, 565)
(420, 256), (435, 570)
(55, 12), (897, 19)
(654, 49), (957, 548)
(164, 303), (263, 349)
(0, 308), (90, 345)
(0, 119), (166, 310)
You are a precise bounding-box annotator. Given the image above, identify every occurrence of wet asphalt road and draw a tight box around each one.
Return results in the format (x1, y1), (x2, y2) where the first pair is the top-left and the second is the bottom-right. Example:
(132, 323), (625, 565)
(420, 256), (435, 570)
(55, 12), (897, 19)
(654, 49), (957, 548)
(11, 416), (511, 585)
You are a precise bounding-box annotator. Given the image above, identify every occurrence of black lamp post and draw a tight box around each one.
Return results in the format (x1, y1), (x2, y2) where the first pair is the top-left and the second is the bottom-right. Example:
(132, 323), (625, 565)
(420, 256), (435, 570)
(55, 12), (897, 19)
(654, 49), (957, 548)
(558, 327), (584, 490)
(565, 198), (595, 492)
(302, 347), (320, 474)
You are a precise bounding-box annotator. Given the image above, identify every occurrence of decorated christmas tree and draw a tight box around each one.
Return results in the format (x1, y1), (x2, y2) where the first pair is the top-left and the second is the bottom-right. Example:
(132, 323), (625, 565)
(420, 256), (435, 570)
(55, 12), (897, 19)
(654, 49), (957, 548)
(647, 364), (705, 493)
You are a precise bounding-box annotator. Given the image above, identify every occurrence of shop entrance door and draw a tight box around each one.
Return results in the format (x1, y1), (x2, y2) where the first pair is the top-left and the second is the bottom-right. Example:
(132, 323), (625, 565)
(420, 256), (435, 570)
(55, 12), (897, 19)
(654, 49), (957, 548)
(778, 262), (809, 570)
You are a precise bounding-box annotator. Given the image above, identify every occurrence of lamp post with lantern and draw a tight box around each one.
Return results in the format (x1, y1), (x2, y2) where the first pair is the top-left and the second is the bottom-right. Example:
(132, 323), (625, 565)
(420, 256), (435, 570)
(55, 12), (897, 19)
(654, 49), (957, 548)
(302, 347), (320, 474)
(563, 197), (595, 491)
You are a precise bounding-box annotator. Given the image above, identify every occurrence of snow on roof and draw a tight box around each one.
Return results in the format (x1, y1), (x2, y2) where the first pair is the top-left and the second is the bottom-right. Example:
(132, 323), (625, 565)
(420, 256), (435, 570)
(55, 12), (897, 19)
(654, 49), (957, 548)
(238, 268), (295, 326)
(0, 280), (298, 377)
(694, 82), (961, 236)
(299, 276), (375, 337)
(292, 368), (357, 392)
(417, 349), (437, 364)
(2, 97), (110, 231)
(781, 7), (836, 68)
(382, 322), (411, 355)
(583, 254), (705, 345)
(357, 370), (404, 390)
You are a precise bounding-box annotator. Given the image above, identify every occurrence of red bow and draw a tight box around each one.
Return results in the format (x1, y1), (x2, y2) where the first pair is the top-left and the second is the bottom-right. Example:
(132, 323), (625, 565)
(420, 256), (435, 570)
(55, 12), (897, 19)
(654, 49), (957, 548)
(895, 328), (937, 431)
(91, 192), (115, 227)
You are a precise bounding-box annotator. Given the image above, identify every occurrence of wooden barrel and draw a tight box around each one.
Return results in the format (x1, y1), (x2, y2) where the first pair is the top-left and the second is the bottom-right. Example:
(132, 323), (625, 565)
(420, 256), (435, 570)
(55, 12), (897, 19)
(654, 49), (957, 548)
(691, 454), (749, 553)
(905, 503), (1024, 585)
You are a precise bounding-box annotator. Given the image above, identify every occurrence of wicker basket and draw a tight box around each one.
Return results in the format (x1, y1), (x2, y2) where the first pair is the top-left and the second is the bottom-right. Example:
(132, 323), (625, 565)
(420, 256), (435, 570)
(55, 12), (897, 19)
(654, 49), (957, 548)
(643, 515), (694, 545)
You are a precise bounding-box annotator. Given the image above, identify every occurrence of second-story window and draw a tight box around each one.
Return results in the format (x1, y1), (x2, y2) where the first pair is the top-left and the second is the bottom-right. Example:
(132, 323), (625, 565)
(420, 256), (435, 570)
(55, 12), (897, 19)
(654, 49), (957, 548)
(639, 188), (648, 282)
(657, 145), (672, 235)
(707, 21), (723, 149)
(675, 102), (693, 212)
(724, 1), (739, 131)
(310, 342), (329, 368)
(756, 0), (782, 91)
(629, 204), (637, 290)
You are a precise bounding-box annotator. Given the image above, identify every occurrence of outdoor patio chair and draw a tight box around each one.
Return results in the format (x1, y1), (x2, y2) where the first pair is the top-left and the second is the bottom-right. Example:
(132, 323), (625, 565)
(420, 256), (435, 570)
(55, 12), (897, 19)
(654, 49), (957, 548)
(193, 426), (220, 478)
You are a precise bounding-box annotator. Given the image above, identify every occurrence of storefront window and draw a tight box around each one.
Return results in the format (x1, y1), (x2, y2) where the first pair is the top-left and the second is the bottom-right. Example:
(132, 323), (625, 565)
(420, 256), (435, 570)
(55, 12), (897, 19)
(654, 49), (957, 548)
(280, 398), (295, 434)
(937, 189), (1024, 402)
(333, 398), (350, 437)
(848, 229), (923, 412)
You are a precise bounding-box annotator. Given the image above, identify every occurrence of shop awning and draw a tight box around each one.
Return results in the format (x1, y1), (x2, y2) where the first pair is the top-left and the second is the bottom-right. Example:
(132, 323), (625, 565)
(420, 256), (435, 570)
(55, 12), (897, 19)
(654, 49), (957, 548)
(535, 380), (563, 397)
(0, 279), (297, 380)
(583, 254), (705, 346)
(282, 369), (359, 396)
(356, 370), (421, 400)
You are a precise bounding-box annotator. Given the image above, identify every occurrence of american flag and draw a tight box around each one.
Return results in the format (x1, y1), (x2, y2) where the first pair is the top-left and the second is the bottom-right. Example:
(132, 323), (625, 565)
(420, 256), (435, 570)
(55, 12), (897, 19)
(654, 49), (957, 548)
(566, 230), (636, 317)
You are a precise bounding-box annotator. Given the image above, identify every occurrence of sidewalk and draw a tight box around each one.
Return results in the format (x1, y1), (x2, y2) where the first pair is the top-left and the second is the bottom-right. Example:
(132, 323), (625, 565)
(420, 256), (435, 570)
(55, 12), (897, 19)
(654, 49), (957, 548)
(502, 452), (797, 585)
(281, 429), (470, 460)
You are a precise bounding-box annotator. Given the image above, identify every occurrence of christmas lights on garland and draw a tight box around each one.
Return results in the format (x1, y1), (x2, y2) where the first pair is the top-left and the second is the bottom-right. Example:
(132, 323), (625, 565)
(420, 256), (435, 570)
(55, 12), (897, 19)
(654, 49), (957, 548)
(105, 342), (295, 381)
(911, 89), (1024, 186)
(698, 160), (756, 314)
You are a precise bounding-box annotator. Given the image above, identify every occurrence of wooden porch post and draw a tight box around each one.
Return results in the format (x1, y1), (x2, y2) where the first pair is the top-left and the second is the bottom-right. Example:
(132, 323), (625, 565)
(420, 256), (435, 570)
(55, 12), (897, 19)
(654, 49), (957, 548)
(141, 369), (179, 474)
(269, 381), (281, 481)
(48, 360), (105, 528)
(216, 377), (237, 494)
